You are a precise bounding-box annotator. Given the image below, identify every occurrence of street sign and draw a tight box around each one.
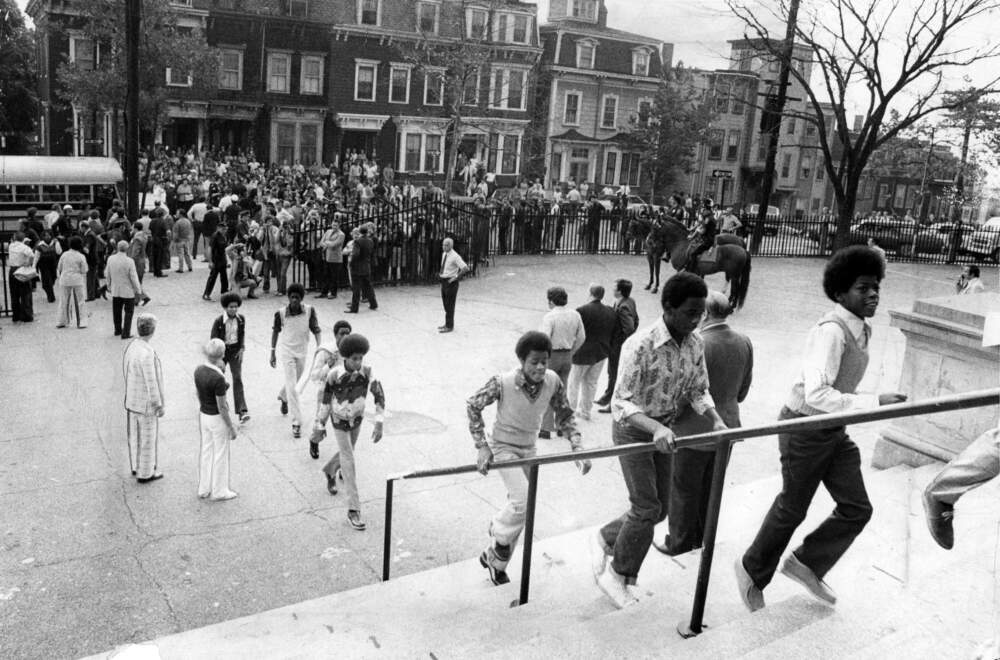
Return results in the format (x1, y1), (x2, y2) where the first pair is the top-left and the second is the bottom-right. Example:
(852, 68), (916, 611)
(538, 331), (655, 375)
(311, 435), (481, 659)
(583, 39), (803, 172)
(711, 170), (733, 179)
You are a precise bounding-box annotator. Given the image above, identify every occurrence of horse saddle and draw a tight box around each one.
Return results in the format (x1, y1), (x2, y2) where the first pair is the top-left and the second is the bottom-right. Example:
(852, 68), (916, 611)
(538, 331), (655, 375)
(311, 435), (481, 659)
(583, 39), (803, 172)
(699, 246), (718, 263)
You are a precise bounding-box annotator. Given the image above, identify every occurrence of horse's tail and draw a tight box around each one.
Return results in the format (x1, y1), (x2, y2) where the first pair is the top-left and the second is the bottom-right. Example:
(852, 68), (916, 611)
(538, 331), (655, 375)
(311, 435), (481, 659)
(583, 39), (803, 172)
(731, 251), (751, 309)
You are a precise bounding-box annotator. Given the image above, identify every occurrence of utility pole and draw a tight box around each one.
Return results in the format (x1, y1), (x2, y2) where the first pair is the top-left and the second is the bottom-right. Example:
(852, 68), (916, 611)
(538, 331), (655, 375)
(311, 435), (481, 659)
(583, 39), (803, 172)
(916, 126), (936, 223)
(125, 0), (140, 221)
(750, 0), (800, 254)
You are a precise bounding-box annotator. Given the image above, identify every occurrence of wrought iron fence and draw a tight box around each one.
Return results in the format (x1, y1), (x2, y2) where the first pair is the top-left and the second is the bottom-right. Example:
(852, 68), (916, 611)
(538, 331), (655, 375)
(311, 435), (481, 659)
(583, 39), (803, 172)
(1, 242), (9, 318)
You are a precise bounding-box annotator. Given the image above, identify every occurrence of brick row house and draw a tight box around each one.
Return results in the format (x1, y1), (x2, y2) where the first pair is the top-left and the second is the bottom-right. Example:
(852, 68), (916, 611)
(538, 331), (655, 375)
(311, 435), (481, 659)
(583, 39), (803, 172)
(534, 0), (672, 195)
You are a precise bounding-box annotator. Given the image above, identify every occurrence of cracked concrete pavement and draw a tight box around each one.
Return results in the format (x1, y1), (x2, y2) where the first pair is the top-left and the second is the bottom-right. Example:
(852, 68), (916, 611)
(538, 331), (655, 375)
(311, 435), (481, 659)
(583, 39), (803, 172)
(1, 253), (988, 659)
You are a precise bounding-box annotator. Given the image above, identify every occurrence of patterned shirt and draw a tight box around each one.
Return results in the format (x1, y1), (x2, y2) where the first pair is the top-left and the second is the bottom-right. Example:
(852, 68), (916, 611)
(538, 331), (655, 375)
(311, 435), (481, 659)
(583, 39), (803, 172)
(319, 364), (385, 430)
(467, 370), (581, 449)
(611, 317), (714, 424)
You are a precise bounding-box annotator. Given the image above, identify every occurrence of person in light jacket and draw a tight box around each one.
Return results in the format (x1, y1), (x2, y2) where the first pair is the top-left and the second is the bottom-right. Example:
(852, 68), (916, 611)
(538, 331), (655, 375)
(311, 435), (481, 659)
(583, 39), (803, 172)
(123, 314), (165, 482)
(105, 240), (144, 339)
(56, 235), (89, 329)
(316, 218), (345, 299)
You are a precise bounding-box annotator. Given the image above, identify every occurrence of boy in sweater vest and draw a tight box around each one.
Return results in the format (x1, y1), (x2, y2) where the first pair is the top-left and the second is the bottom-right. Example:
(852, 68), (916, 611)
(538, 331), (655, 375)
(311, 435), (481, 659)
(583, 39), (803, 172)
(467, 331), (592, 586)
(736, 246), (907, 612)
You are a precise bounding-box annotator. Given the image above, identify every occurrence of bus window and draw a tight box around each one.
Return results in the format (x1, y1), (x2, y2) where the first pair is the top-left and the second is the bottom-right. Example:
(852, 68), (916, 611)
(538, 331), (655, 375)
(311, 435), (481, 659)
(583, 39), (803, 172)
(0, 185), (12, 202)
(42, 184), (66, 203)
(13, 185), (39, 203)
(68, 185), (93, 203)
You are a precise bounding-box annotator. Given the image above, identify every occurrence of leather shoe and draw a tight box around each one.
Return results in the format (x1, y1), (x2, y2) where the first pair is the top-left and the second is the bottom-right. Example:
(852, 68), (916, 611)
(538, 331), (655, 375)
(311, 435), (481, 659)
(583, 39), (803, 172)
(735, 557), (765, 612)
(344, 308), (358, 314)
(538, 430), (551, 439)
(137, 473), (164, 484)
(597, 405), (611, 414)
(326, 473), (338, 495)
(309, 442), (319, 459)
(438, 327), (453, 333)
(780, 553), (836, 605)
(922, 489), (954, 550)
(595, 396), (611, 407)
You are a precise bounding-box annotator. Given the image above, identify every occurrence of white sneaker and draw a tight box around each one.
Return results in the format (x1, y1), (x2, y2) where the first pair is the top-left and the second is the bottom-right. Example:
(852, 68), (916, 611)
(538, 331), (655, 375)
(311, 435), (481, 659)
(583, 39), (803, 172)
(590, 531), (609, 583)
(596, 565), (638, 609)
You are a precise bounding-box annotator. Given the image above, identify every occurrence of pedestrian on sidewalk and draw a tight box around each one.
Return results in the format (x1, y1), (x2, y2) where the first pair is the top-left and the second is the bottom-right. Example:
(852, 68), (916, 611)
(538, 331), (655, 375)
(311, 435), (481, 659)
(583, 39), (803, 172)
(149, 208), (169, 278)
(210, 292), (250, 423)
(593, 273), (727, 608)
(956, 265), (986, 295)
(311, 333), (385, 530)
(538, 286), (585, 438)
(7, 232), (36, 323)
(736, 246), (907, 613)
(596, 279), (638, 412)
(345, 226), (377, 313)
(306, 319), (352, 469)
(123, 313), (165, 483)
(105, 240), (144, 339)
(172, 209), (194, 273)
(55, 235), (89, 329)
(653, 290), (753, 557)
(316, 218), (344, 299)
(437, 237), (470, 333)
(33, 230), (60, 304)
(567, 283), (617, 420)
(468, 331), (591, 585)
(195, 338), (240, 501)
(202, 219), (230, 301)
(271, 283), (322, 439)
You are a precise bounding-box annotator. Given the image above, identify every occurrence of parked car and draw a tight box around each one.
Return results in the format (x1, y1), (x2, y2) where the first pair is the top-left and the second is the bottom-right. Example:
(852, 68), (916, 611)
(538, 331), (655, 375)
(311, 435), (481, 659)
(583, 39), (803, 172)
(910, 222), (957, 255)
(963, 217), (1000, 262)
(848, 218), (918, 253)
(744, 204), (782, 235)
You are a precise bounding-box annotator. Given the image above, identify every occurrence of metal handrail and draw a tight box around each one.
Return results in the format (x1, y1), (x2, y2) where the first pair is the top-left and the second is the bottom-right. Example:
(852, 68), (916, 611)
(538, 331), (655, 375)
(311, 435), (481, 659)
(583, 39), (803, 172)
(381, 388), (999, 631)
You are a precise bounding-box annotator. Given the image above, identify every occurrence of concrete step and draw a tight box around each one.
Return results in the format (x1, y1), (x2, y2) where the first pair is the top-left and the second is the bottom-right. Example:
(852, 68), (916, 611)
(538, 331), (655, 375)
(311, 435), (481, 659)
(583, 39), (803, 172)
(84, 460), (999, 659)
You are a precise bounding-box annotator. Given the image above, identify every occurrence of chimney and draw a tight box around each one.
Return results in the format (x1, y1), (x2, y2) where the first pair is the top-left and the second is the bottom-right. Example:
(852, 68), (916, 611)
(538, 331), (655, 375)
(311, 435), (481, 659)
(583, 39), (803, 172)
(852, 114), (863, 132)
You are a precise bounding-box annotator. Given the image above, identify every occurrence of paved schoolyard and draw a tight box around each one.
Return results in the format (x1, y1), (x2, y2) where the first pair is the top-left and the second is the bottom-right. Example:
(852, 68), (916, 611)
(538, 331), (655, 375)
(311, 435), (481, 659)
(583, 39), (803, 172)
(0, 252), (990, 659)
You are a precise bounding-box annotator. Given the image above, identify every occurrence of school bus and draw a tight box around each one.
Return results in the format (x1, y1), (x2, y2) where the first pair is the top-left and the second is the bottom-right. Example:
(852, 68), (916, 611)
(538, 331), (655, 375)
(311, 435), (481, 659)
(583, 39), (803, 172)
(0, 156), (122, 238)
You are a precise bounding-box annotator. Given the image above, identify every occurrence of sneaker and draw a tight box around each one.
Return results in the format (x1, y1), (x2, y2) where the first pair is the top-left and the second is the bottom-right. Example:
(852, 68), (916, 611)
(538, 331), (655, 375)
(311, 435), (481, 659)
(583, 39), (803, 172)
(922, 489), (954, 550)
(280, 399), (288, 415)
(347, 510), (366, 530)
(596, 565), (638, 609)
(734, 557), (765, 612)
(590, 531), (610, 584)
(239, 412), (251, 424)
(479, 547), (510, 586)
(780, 553), (836, 605)
(292, 424), (301, 439)
(210, 491), (239, 501)
(326, 473), (338, 495)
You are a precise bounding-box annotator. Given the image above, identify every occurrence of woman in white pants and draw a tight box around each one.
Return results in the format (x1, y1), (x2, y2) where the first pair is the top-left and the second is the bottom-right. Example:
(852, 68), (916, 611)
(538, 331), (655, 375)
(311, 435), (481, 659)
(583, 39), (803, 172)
(195, 338), (239, 501)
(55, 235), (89, 328)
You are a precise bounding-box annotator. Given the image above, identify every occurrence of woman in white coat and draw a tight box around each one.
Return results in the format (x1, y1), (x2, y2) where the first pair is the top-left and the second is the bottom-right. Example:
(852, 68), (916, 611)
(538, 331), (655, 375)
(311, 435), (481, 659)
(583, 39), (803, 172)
(55, 235), (89, 328)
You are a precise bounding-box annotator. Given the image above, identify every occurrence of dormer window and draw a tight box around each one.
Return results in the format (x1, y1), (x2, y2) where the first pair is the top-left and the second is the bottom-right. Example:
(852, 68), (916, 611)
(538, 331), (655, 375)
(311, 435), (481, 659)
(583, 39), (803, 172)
(576, 39), (597, 70)
(358, 0), (380, 26)
(571, 0), (597, 20)
(632, 48), (651, 76)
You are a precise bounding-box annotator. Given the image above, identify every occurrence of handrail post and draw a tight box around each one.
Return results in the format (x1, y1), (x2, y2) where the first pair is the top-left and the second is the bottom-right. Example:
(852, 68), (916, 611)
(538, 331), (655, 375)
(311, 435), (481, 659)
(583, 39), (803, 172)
(678, 439), (734, 638)
(382, 478), (394, 582)
(516, 464), (540, 607)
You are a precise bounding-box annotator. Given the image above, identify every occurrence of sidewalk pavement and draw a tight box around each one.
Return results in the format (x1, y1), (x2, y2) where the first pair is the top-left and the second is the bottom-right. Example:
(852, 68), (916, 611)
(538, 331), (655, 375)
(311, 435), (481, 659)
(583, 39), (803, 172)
(0, 254), (987, 659)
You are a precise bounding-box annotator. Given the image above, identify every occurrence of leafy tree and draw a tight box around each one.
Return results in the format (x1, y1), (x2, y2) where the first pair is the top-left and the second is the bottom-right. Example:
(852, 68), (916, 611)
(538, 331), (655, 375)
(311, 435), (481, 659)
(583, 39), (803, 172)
(728, 0), (1000, 248)
(619, 65), (716, 204)
(0, 0), (39, 153)
(54, 0), (219, 156)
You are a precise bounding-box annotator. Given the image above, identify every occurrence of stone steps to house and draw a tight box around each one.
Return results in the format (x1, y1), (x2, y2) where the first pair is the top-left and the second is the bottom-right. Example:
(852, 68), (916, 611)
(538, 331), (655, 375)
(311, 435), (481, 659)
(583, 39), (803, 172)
(84, 460), (999, 659)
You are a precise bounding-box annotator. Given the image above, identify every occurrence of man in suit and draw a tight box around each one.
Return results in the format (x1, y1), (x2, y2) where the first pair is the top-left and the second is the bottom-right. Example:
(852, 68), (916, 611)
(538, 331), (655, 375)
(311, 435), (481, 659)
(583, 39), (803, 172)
(345, 225), (377, 313)
(148, 208), (170, 278)
(123, 314), (165, 483)
(567, 284), (619, 420)
(597, 279), (639, 413)
(105, 240), (144, 339)
(654, 290), (753, 556)
(203, 220), (230, 301)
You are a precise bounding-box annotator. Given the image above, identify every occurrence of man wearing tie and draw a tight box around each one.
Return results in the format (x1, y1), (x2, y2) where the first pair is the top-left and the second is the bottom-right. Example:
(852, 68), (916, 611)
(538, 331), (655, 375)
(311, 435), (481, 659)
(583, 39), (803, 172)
(438, 237), (470, 333)
(597, 279), (639, 413)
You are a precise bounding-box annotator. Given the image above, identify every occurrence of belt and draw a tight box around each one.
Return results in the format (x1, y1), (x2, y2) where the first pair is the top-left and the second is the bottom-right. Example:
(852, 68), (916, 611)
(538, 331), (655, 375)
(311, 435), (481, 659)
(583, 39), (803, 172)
(551, 348), (572, 352)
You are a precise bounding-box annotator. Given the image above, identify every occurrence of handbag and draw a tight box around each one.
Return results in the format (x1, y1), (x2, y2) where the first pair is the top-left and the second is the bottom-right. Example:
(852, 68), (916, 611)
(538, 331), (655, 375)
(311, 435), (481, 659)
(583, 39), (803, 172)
(13, 265), (39, 282)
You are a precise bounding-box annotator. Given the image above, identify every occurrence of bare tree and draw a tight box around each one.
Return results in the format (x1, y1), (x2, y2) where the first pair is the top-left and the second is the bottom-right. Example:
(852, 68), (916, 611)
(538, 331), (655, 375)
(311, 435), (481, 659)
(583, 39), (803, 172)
(728, 0), (1000, 247)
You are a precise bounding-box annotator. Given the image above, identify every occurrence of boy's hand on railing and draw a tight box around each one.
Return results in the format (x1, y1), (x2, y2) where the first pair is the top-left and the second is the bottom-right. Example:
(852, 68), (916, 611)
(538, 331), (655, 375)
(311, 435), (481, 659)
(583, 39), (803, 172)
(372, 421), (383, 444)
(575, 458), (592, 475)
(476, 446), (493, 475)
(878, 393), (908, 406)
(653, 425), (677, 453)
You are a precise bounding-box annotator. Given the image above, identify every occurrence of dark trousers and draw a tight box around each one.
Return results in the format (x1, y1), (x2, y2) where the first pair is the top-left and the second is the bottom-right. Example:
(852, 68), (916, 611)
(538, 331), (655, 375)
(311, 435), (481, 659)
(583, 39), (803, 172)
(86, 264), (99, 299)
(440, 278), (459, 328)
(541, 349), (573, 432)
(741, 408), (873, 589)
(151, 238), (166, 276)
(112, 296), (136, 337)
(39, 261), (57, 302)
(9, 269), (34, 322)
(349, 271), (376, 311)
(599, 421), (672, 583)
(599, 342), (624, 403)
(203, 262), (229, 297)
(662, 447), (728, 555)
(320, 261), (340, 296)
(259, 256), (276, 292)
(223, 345), (248, 414)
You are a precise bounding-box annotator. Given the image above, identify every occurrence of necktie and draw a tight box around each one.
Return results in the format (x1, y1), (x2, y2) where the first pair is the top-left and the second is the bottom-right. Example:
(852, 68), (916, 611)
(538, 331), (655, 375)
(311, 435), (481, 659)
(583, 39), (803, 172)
(440, 253), (447, 276)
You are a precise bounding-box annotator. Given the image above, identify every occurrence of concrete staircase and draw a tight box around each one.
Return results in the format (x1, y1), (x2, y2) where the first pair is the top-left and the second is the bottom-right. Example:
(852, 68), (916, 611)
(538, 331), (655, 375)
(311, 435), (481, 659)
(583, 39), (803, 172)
(85, 463), (999, 659)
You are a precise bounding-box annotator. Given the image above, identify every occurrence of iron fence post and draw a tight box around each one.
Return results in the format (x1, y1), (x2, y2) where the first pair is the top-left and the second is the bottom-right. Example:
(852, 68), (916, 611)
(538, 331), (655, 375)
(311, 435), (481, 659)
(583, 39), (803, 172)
(382, 478), (394, 582)
(516, 464), (540, 606)
(677, 439), (734, 638)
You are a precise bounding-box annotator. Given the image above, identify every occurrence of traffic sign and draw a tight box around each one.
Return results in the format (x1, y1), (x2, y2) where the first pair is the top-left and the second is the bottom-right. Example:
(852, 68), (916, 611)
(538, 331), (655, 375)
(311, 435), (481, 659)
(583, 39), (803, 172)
(711, 170), (733, 179)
